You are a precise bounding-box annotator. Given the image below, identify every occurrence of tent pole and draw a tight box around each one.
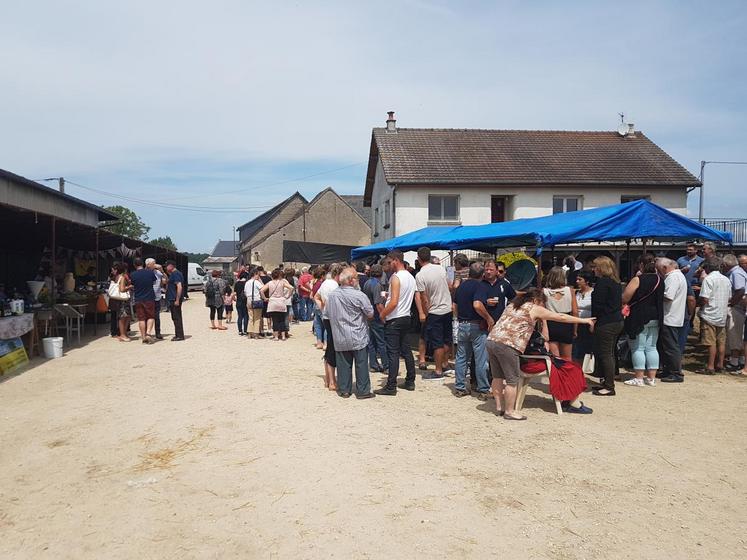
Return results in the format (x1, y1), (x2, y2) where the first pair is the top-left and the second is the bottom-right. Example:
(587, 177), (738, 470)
(641, 238), (647, 256)
(536, 246), (542, 288)
(626, 239), (631, 281)
(51, 217), (56, 306)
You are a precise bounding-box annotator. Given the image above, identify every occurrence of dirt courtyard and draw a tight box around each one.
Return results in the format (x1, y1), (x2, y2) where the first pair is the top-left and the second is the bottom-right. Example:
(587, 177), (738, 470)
(1, 294), (746, 559)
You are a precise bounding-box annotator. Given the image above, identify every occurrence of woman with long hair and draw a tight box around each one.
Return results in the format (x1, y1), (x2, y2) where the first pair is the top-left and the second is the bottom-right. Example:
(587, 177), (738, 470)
(311, 266), (327, 349)
(572, 271), (595, 364)
(205, 269), (228, 330)
(234, 275), (248, 336)
(590, 256), (624, 396)
(245, 268), (265, 339)
(542, 266), (578, 361)
(622, 254), (663, 386)
(110, 262), (132, 342)
(487, 288), (596, 420)
(260, 269), (294, 341)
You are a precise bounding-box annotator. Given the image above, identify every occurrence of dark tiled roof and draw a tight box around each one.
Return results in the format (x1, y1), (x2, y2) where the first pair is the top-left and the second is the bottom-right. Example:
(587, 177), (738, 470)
(210, 240), (239, 257)
(364, 129), (700, 204)
(237, 192), (307, 242)
(0, 167), (119, 222)
(340, 194), (372, 226)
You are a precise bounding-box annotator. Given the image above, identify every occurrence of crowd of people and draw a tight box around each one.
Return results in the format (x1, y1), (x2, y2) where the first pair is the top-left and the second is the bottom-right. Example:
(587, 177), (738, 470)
(106, 242), (747, 421)
(107, 257), (185, 343)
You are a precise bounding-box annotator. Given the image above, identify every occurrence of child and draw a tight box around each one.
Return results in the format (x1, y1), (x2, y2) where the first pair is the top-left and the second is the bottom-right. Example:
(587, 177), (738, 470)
(223, 285), (234, 324)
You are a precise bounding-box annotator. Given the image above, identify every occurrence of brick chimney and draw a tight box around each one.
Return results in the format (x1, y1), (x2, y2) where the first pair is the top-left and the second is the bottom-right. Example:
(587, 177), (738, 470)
(386, 111), (397, 133)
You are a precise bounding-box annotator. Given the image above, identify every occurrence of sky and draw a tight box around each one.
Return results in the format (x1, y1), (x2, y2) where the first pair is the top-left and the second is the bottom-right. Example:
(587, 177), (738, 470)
(1, 1), (745, 252)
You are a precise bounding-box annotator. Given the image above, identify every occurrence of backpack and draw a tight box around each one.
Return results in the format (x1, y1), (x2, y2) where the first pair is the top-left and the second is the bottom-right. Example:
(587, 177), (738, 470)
(205, 279), (216, 300)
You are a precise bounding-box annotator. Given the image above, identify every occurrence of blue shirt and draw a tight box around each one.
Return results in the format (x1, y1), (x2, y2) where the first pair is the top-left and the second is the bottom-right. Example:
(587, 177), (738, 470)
(167, 270), (185, 302)
(455, 279), (487, 321)
(482, 278), (516, 321)
(130, 269), (157, 303)
(362, 277), (384, 320)
(677, 255), (704, 285)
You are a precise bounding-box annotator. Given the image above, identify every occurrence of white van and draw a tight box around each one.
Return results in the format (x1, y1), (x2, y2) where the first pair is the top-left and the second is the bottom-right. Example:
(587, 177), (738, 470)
(187, 262), (207, 291)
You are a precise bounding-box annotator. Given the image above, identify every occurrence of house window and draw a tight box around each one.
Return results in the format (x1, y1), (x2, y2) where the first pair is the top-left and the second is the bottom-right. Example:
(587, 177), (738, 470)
(428, 195), (460, 222)
(621, 195), (650, 203)
(374, 208), (380, 237)
(552, 196), (581, 214)
(384, 200), (391, 228)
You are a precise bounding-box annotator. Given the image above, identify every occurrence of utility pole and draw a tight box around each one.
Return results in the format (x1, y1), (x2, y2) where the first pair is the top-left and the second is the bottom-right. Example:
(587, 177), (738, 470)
(699, 161), (705, 222)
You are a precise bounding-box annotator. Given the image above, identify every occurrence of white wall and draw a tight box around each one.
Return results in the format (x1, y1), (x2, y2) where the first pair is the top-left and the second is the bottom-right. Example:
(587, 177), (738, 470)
(369, 156), (395, 241)
(393, 185), (688, 236)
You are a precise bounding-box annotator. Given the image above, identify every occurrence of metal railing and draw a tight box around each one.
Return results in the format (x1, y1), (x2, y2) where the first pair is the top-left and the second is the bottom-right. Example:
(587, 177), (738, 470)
(700, 218), (747, 245)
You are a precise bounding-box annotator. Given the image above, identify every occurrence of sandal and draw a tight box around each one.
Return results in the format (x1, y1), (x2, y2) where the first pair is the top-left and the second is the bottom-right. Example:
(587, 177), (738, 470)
(592, 388), (616, 396)
(418, 363), (428, 371)
(504, 413), (527, 421)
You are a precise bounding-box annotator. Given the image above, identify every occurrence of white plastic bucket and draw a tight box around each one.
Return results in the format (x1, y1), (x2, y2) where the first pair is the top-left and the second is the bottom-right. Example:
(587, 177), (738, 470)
(42, 337), (64, 359)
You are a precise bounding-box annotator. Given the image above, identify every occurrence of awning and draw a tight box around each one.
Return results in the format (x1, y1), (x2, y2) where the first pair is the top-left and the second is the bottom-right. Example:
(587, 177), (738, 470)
(351, 200), (733, 259)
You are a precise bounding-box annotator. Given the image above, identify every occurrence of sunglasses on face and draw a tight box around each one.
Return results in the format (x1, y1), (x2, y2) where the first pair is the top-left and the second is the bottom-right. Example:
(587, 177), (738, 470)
(496, 269), (505, 274)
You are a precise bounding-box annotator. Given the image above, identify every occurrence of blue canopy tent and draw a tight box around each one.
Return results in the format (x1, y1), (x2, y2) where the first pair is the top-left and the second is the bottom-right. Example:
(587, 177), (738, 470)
(351, 225), (462, 258)
(351, 200), (732, 259)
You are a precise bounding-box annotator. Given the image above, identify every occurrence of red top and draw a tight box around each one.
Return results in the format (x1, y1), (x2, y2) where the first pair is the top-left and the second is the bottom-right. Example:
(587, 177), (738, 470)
(298, 273), (313, 297)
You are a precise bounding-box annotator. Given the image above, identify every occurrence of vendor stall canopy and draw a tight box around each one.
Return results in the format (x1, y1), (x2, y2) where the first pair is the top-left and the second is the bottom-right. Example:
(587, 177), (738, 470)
(351, 200), (733, 259)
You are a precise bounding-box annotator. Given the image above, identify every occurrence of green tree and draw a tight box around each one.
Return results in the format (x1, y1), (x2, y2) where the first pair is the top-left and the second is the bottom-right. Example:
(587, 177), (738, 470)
(103, 205), (150, 240)
(183, 252), (210, 263)
(150, 236), (178, 251)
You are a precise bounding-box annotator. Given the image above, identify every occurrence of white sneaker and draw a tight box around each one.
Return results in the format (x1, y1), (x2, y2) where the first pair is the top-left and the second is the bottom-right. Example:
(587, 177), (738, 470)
(442, 369), (455, 376)
(644, 378), (656, 386)
(624, 378), (645, 386)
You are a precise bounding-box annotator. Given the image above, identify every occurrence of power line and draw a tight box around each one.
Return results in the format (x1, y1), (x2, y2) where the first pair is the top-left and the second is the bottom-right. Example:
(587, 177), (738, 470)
(169, 161), (367, 202)
(46, 179), (274, 214)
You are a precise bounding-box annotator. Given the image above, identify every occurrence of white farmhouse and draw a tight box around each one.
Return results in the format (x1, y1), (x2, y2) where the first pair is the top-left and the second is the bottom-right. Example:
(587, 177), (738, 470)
(363, 113), (700, 242)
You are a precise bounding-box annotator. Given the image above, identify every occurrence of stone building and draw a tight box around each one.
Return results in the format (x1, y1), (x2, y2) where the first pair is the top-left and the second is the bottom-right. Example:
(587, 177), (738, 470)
(237, 188), (371, 267)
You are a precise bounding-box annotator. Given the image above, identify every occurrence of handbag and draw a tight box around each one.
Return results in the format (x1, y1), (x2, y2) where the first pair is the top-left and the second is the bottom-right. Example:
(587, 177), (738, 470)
(250, 281), (263, 309)
(108, 279), (130, 301)
(623, 275), (661, 318)
(582, 353), (595, 374)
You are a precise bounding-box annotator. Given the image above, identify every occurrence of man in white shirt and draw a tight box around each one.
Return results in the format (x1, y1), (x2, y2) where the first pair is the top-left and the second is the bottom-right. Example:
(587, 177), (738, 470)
(415, 246), (453, 380)
(698, 258), (732, 373)
(656, 258), (687, 383)
(723, 254), (747, 373)
(146, 258), (165, 340)
(374, 250), (417, 396)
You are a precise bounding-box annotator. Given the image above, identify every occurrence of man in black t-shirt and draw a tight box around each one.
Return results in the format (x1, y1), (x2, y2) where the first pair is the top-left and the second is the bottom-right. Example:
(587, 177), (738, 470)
(453, 262), (494, 399)
(482, 260), (516, 323)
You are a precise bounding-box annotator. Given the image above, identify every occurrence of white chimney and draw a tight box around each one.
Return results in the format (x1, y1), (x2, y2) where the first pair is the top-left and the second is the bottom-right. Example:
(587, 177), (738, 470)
(626, 122), (635, 137)
(386, 111), (397, 133)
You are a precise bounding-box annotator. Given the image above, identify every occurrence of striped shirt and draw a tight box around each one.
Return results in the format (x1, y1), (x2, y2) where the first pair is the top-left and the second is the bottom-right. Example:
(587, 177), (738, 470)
(326, 285), (374, 351)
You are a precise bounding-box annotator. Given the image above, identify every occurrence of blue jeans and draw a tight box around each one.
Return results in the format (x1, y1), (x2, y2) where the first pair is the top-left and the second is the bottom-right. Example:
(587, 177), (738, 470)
(235, 302), (248, 334)
(455, 322), (489, 392)
(629, 319), (659, 371)
(336, 348), (371, 395)
(678, 319), (691, 354)
(313, 308), (326, 343)
(368, 320), (388, 369)
(298, 297), (314, 321)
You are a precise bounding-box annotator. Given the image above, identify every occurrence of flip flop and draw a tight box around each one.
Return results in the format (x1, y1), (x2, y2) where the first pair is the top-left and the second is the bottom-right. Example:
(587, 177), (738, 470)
(504, 414), (527, 421)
